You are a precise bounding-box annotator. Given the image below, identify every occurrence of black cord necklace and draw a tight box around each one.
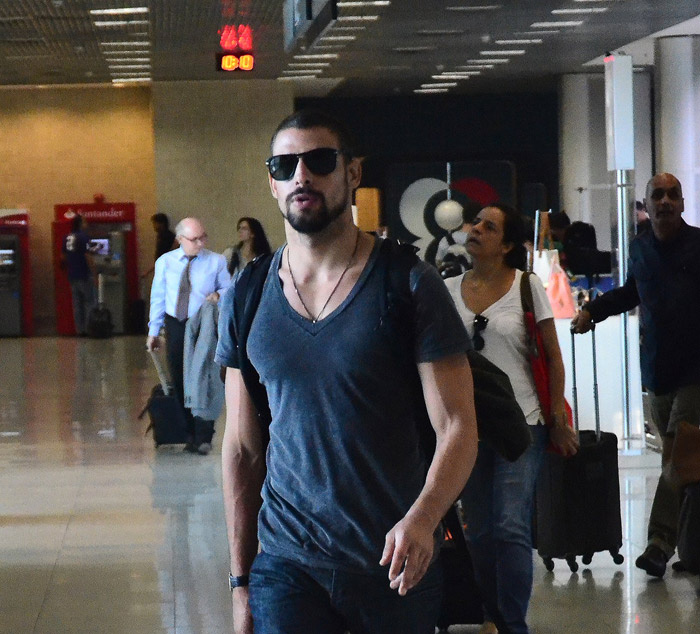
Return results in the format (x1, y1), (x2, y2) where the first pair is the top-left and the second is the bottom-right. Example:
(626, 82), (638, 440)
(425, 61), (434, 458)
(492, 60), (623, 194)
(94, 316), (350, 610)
(287, 229), (361, 324)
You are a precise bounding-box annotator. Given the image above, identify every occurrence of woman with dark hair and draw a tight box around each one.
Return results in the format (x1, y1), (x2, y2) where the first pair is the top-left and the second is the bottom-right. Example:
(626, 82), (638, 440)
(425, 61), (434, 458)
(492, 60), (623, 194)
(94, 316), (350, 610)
(444, 203), (578, 634)
(223, 217), (272, 280)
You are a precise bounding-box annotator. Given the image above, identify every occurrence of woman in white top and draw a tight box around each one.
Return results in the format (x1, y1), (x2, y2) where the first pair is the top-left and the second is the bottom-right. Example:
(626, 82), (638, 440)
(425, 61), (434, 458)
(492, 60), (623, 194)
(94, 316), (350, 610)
(444, 203), (578, 634)
(223, 217), (271, 282)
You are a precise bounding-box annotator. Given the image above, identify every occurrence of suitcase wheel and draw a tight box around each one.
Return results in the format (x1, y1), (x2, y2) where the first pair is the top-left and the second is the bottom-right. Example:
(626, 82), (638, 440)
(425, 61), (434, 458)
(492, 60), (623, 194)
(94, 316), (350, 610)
(543, 557), (555, 572)
(566, 555), (579, 573)
(582, 553), (593, 566)
(611, 550), (624, 565)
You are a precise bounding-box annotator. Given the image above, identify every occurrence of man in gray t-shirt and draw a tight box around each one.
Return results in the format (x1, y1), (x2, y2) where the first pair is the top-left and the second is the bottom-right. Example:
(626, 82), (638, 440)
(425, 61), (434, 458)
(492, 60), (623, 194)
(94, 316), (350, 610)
(216, 110), (478, 634)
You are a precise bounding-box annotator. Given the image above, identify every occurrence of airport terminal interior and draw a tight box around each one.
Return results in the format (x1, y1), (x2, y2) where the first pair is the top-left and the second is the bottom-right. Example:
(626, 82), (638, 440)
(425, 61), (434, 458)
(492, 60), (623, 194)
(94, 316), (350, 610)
(2, 1), (700, 633)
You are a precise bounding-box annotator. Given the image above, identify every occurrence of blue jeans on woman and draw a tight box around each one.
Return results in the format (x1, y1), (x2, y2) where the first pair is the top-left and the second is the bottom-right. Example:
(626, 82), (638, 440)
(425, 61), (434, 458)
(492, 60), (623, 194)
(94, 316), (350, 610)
(249, 551), (443, 634)
(459, 425), (547, 634)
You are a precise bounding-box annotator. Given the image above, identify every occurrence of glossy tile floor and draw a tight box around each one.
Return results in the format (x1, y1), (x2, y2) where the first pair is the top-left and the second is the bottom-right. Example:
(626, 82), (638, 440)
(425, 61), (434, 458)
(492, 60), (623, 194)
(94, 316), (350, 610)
(1, 336), (698, 634)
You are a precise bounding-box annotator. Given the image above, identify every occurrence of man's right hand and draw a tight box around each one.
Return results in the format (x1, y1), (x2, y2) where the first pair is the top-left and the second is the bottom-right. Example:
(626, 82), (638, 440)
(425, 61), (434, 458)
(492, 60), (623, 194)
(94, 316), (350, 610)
(570, 308), (593, 334)
(232, 587), (254, 634)
(146, 335), (161, 351)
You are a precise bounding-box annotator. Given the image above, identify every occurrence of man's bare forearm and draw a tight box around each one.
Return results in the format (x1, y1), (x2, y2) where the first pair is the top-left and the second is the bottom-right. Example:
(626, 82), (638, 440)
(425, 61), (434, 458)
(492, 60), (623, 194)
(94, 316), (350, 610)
(222, 368), (267, 574)
(222, 436), (265, 574)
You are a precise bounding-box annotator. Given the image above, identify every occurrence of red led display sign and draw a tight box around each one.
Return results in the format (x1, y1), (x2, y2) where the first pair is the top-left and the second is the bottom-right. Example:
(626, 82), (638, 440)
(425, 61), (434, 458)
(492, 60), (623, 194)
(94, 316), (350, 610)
(219, 24), (253, 52)
(216, 53), (255, 72)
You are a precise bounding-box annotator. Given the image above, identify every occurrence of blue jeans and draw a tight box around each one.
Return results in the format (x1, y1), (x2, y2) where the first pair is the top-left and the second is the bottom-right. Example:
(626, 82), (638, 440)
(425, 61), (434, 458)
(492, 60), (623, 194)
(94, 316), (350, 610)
(249, 552), (442, 634)
(69, 278), (95, 335)
(459, 425), (547, 634)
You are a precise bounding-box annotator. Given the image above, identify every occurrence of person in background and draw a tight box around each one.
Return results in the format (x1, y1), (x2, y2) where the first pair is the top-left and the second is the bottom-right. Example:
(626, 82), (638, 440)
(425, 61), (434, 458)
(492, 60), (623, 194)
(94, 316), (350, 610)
(147, 217), (230, 455)
(444, 202), (579, 634)
(141, 213), (178, 279)
(635, 200), (651, 235)
(572, 173), (700, 578)
(216, 109), (478, 634)
(61, 214), (96, 336)
(223, 217), (272, 281)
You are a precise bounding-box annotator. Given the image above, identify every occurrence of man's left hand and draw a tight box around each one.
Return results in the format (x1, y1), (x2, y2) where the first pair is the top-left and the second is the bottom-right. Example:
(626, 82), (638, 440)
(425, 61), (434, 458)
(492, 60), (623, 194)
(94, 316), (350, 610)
(380, 511), (435, 596)
(206, 292), (220, 304)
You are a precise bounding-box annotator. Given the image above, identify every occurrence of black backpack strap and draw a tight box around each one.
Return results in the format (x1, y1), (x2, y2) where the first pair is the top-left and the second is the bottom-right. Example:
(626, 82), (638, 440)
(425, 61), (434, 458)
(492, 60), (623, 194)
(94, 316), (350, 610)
(233, 252), (275, 435)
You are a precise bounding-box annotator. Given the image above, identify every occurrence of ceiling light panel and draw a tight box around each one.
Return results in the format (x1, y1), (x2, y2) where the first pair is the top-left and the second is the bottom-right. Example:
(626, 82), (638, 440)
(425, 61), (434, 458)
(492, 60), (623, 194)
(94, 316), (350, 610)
(90, 8), (149, 16)
(445, 5), (501, 10)
(552, 8), (608, 13)
(495, 39), (542, 45)
(531, 21), (584, 28)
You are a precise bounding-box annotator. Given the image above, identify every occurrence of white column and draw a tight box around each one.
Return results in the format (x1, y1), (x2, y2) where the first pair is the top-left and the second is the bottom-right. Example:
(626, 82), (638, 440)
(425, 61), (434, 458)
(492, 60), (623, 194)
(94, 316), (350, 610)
(655, 36), (700, 227)
(559, 73), (652, 250)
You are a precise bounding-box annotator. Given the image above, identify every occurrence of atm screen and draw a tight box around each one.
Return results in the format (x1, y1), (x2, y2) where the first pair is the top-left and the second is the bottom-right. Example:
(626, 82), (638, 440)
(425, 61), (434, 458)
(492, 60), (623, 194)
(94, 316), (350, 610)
(0, 249), (15, 267)
(90, 239), (110, 256)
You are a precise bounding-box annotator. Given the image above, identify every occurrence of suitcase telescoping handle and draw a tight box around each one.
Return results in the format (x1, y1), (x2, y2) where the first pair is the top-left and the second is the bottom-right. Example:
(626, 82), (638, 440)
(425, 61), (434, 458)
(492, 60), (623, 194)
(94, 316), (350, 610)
(148, 348), (173, 396)
(569, 326), (601, 441)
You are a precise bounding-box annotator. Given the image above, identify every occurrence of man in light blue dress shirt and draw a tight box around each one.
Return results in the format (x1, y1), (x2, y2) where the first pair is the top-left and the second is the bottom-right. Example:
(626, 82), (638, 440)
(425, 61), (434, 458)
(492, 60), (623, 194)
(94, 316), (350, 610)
(147, 217), (230, 453)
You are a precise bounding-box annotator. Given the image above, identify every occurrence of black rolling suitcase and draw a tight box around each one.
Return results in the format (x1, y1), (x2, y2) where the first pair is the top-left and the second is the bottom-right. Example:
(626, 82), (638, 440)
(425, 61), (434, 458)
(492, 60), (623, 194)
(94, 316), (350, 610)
(436, 506), (484, 632)
(87, 273), (114, 338)
(535, 329), (624, 572)
(138, 349), (188, 447)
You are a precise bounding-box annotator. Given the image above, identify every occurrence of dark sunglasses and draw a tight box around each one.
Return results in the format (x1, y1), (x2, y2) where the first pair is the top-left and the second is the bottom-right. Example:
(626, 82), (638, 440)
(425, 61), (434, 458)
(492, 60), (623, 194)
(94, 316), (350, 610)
(265, 147), (344, 181)
(472, 314), (489, 351)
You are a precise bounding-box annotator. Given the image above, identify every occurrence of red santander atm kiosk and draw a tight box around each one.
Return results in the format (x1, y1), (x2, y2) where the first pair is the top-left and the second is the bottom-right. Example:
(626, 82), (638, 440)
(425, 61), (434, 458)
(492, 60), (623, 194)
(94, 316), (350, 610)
(0, 209), (32, 336)
(53, 195), (139, 336)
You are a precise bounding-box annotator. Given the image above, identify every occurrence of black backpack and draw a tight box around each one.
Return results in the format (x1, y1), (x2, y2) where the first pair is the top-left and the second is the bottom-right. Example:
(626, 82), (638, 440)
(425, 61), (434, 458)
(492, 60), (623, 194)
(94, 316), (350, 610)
(230, 238), (530, 461)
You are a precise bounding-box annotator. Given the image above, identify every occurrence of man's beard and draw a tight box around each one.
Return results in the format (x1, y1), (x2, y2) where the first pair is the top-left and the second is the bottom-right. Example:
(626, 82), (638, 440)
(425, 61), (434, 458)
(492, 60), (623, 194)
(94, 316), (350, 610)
(283, 186), (348, 234)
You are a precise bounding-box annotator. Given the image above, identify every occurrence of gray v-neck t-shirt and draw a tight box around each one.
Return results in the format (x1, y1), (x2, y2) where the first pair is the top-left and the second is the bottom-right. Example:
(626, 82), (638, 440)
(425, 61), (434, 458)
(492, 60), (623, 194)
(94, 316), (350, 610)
(217, 238), (470, 574)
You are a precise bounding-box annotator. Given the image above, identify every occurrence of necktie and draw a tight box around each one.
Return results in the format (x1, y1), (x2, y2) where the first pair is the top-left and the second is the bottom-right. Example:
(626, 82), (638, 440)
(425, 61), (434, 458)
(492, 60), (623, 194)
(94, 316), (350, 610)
(175, 256), (195, 321)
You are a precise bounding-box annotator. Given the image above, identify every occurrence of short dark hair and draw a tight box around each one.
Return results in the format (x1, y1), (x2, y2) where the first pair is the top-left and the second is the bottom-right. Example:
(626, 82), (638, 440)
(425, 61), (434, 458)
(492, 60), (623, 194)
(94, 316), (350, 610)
(270, 109), (357, 157)
(151, 212), (169, 227)
(485, 202), (528, 270)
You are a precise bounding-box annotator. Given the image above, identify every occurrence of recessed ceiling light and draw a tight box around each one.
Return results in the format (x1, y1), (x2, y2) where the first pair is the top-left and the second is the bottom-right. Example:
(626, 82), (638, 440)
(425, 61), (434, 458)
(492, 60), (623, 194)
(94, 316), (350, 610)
(456, 64), (494, 70)
(495, 39), (542, 45)
(414, 88), (450, 94)
(468, 58), (509, 64)
(552, 7), (608, 13)
(337, 15), (379, 21)
(90, 8), (148, 15)
(277, 75), (319, 81)
(318, 35), (356, 41)
(94, 21), (150, 27)
(103, 50), (150, 55)
(289, 62), (331, 67)
(337, 1), (390, 6)
(416, 29), (464, 36)
(514, 30), (560, 35)
(282, 69), (322, 74)
(313, 44), (347, 49)
(109, 64), (151, 69)
(445, 5), (501, 10)
(294, 53), (339, 59)
(393, 46), (436, 52)
(112, 78), (151, 83)
(480, 50), (525, 55)
(421, 83), (458, 88)
(531, 21), (583, 27)
(332, 26), (366, 31)
(100, 41), (150, 46)
(111, 72), (151, 77)
(106, 58), (150, 63)
(432, 74), (473, 80)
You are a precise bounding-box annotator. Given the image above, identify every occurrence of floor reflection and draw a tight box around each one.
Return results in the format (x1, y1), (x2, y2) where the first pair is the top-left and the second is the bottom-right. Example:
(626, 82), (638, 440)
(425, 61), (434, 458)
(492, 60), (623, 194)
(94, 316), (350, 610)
(0, 335), (698, 634)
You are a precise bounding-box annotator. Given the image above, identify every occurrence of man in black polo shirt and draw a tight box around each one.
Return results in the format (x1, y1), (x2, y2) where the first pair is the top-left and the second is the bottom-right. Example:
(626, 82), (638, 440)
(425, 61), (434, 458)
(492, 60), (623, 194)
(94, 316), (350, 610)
(572, 172), (700, 578)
